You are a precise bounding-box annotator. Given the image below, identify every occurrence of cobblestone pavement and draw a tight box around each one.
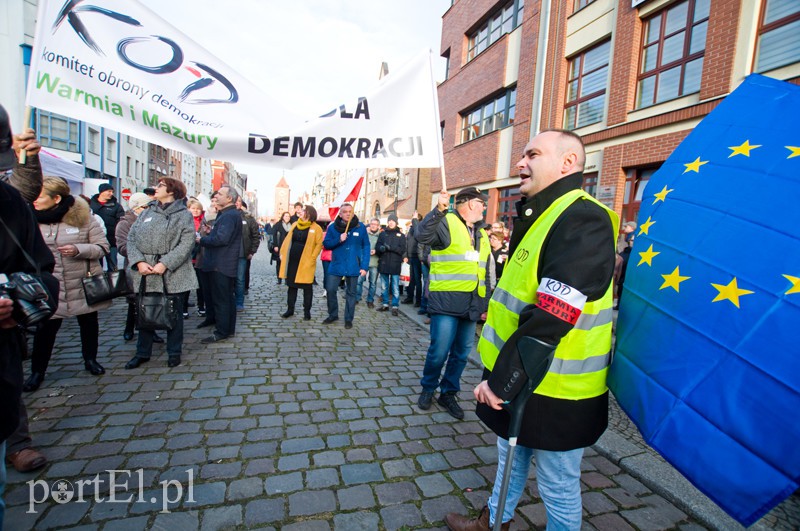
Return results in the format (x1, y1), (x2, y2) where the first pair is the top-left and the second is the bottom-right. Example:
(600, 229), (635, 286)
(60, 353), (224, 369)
(3, 251), (796, 530)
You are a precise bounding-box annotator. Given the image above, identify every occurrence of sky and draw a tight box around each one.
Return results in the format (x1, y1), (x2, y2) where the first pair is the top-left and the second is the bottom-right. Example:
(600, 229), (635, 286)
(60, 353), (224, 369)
(138, 0), (452, 217)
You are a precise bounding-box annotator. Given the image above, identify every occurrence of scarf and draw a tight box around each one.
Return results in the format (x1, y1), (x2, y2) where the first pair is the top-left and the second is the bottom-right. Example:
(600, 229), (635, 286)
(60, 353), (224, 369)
(334, 213), (360, 233)
(282, 221), (292, 232)
(34, 195), (75, 224)
(296, 219), (312, 230)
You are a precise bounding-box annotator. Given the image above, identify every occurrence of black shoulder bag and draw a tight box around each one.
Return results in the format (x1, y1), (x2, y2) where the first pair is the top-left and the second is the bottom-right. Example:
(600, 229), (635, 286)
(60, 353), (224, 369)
(135, 269), (179, 331)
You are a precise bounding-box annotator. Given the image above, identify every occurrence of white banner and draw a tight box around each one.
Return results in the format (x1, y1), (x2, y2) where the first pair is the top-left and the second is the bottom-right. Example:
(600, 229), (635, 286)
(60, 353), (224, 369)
(26, 0), (443, 170)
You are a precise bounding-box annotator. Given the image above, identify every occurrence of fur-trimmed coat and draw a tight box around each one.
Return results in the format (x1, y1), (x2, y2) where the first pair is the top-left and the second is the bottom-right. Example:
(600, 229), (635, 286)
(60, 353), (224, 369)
(127, 200), (198, 294)
(37, 196), (112, 318)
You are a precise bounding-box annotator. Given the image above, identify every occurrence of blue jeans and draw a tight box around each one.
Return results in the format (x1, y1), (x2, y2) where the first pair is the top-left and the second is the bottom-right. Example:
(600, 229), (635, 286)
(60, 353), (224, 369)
(325, 274), (358, 322)
(235, 257), (247, 308)
(380, 273), (400, 307)
(420, 314), (475, 393)
(357, 266), (379, 303)
(0, 440), (6, 528)
(488, 437), (584, 530)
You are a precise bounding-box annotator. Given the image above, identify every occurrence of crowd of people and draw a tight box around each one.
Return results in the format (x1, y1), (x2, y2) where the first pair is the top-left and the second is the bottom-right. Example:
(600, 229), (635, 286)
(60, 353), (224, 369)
(1, 101), (624, 530)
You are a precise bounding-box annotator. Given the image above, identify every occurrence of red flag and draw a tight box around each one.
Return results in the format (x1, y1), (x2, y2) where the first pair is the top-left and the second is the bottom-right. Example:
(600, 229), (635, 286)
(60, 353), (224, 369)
(329, 172), (365, 221)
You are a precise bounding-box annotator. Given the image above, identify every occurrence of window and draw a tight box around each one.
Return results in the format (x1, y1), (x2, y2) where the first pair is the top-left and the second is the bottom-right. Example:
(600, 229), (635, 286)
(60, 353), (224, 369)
(636, 0), (709, 108)
(461, 88), (516, 143)
(467, 0), (525, 62)
(582, 172), (599, 197)
(126, 156), (132, 177)
(88, 128), (99, 154)
(496, 186), (523, 231)
(622, 167), (659, 225)
(36, 111), (79, 152)
(574, 0), (596, 12)
(564, 41), (610, 130)
(107, 137), (116, 162)
(755, 0), (800, 72)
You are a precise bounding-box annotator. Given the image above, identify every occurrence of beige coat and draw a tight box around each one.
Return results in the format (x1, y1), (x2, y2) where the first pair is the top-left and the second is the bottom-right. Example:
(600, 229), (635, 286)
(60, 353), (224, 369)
(38, 197), (112, 318)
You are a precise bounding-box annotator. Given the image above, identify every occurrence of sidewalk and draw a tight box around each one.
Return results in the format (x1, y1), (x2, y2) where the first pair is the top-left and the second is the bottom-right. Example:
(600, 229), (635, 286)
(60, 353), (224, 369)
(3, 252), (796, 530)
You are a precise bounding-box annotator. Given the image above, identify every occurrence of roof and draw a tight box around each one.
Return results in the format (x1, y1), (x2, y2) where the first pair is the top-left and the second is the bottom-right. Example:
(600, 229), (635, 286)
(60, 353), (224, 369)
(276, 177), (290, 189)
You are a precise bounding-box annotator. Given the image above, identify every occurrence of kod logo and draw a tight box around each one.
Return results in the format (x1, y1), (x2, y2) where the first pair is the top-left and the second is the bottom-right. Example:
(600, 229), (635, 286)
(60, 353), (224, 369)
(51, 480), (75, 504)
(52, 0), (238, 104)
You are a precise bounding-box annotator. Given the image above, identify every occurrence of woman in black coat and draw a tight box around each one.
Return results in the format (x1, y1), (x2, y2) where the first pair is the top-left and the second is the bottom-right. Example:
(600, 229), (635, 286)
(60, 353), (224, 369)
(375, 214), (407, 314)
(271, 211), (291, 284)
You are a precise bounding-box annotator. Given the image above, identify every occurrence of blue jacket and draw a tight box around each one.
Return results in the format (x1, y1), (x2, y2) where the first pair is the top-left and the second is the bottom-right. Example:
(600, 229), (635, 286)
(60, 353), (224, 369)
(324, 215), (371, 277)
(199, 204), (242, 277)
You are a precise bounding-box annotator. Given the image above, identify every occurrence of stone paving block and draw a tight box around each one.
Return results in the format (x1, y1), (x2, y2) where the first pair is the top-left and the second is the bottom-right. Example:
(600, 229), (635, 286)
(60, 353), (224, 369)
(398, 441), (428, 455)
(612, 473), (651, 496)
(170, 448), (206, 467)
(101, 516), (150, 530)
(99, 426), (134, 442)
(374, 481), (420, 505)
(45, 459), (87, 478)
(286, 424), (319, 438)
(448, 468), (487, 490)
(89, 498), (131, 521)
(200, 461), (242, 480)
(379, 429), (407, 444)
(375, 444), (403, 459)
(35, 500), (91, 529)
(381, 503), (424, 531)
(333, 511), (379, 530)
(281, 436), (325, 454)
(589, 513), (637, 531)
(228, 477), (264, 500)
(244, 498), (285, 526)
(83, 455), (127, 475)
(349, 419), (379, 432)
(352, 431), (379, 446)
(278, 453), (310, 472)
(206, 432), (245, 446)
(581, 471), (616, 490)
(415, 473), (454, 497)
(183, 481), (226, 507)
(73, 442), (125, 459)
(151, 510), (200, 530)
(583, 491), (618, 515)
(313, 450), (345, 467)
(126, 451), (169, 469)
(200, 504), (243, 531)
(306, 468), (340, 489)
(417, 452), (450, 472)
(519, 502), (549, 528)
(604, 487), (646, 509)
(208, 445), (240, 461)
(346, 448), (374, 462)
(283, 521), (331, 531)
(341, 463), (384, 485)
(265, 472), (303, 495)
(244, 458), (275, 477)
(383, 458), (417, 479)
(621, 504), (688, 531)
(420, 494), (467, 524)
(288, 489), (337, 516)
(337, 484), (376, 511)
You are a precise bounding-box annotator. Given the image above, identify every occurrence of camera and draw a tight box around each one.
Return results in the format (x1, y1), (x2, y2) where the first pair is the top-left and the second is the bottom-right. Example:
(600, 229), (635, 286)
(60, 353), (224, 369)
(0, 272), (54, 327)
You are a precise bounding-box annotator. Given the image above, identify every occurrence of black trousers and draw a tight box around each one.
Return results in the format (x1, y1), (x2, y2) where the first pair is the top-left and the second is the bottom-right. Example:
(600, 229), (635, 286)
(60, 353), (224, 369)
(287, 286), (313, 317)
(209, 272), (236, 338)
(245, 259), (252, 291)
(31, 312), (99, 375)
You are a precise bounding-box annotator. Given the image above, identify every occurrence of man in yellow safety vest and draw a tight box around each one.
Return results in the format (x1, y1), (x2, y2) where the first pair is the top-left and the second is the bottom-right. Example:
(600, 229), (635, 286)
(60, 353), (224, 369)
(416, 186), (491, 420)
(445, 129), (618, 531)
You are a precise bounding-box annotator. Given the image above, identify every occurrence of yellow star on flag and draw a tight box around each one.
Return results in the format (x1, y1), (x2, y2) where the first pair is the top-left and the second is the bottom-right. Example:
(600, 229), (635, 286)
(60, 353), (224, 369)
(683, 157), (708, 173)
(652, 185), (674, 204)
(784, 274), (800, 295)
(786, 146), (800, 159)
(711, 277), (754, 308)
(660, 267), (690, 292)
(728, 140), (761, 158)
(638, 216), (655, 236)
(638, 244), (660, 267)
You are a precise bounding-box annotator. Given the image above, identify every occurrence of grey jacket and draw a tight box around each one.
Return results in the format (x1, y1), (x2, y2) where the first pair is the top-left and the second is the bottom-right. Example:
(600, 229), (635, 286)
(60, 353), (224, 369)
(127, 199), (198, 294)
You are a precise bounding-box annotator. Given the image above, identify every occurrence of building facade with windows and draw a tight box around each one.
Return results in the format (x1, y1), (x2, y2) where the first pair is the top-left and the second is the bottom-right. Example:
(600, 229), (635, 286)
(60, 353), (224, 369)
(437, 0), (799, 228)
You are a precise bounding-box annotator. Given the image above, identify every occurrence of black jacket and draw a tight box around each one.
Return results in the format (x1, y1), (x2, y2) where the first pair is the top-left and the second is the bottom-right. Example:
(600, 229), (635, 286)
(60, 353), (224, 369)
(477, 173), (616, 451)
(199, 204), (243, 278)
(241, 211), (261, 257)
(271, 222), (290, 260)
(376, 226), (407, 275)
(89, 194), (124, 246)
(0, 182), (58, 442)
(406, 218), (420, 258)
(416, 208), (489, 321)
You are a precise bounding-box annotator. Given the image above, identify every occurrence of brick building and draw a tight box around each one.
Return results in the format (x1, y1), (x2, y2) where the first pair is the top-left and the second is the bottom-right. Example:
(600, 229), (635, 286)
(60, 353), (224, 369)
(436, 0), (800, 227)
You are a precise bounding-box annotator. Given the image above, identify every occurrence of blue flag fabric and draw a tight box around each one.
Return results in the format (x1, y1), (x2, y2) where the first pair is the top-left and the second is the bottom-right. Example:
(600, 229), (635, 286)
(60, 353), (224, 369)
(609, 74), (800, 526)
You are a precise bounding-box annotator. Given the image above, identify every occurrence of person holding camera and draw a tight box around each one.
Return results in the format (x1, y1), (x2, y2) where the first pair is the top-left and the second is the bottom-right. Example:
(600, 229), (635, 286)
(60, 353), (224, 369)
(0, 106), (58, 516)
(23, 177), (111, 392)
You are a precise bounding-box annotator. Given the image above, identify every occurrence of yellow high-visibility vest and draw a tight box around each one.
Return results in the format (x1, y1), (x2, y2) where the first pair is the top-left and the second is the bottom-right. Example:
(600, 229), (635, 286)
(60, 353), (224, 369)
(478, 189), (619, 400)
(429, 213), (490, 297)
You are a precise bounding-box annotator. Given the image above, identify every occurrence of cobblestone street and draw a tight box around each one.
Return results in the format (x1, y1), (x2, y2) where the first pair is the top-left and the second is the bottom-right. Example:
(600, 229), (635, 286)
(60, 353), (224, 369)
(3, 252), (796, 530)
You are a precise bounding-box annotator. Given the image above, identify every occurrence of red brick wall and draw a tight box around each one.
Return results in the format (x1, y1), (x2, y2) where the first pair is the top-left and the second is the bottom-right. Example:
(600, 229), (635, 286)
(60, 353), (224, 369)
(539, 1), (571, 129)
(700, 0), (742, 99)
(606, 0), (642, 126)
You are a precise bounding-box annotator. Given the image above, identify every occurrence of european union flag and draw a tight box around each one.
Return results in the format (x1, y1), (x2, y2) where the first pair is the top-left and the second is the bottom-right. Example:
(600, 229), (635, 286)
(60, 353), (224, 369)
(609, 74), (800, 526)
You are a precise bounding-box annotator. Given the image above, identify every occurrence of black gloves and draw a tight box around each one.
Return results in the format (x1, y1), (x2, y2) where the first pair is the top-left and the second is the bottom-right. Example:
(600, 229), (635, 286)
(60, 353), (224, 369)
(487, 334), (556, 404)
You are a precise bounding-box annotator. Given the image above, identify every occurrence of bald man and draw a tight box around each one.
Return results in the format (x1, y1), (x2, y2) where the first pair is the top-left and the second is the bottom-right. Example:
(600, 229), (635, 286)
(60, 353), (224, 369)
(446, 129), (618, 531)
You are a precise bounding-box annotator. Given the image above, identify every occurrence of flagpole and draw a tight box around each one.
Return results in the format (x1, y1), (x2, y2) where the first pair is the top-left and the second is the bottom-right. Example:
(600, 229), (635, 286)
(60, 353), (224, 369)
(18, 106), (32, 165)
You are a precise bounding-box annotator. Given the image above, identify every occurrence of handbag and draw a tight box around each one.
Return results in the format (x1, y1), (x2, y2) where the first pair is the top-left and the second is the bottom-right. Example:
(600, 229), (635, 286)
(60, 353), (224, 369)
(82, 259), (130, 305)
(400, 262), (411, 287)
(135, 275), (179, 331)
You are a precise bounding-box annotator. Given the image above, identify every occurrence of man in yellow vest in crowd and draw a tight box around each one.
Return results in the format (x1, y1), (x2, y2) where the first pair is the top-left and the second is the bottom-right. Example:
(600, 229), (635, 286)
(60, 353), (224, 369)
(416, 186), (491, 420)
(445, 129), (619, 531)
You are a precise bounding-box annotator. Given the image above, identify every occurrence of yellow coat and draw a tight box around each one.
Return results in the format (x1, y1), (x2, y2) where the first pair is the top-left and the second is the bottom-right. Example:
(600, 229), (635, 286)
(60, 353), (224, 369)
(278, 222), (323, 284)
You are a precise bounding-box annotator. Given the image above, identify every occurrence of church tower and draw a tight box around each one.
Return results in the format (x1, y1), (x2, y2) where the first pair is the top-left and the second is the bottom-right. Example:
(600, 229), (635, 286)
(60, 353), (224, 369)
(274, 175), (290, 220)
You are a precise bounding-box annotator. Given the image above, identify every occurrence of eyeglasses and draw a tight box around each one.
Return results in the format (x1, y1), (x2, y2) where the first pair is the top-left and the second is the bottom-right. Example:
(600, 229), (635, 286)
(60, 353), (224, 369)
(472, 199), (486, 206)
(156, 183), (167, 188)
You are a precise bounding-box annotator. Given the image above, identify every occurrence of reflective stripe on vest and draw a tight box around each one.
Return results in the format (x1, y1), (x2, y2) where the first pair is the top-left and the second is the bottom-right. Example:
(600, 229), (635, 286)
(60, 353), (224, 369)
(478, 189), (619, 400)
(429, 213), (490, 297)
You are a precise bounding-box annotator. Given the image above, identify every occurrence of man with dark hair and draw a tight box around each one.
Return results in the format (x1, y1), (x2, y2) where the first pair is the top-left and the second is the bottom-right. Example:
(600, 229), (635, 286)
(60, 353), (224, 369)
(416, 186), (491, 420)
(445, 129), (617, 531)
(0, 105), (58, 513)
(198, 185), (242, 343)
(289, 201), (304, 223)
(90, 182), (124, 269)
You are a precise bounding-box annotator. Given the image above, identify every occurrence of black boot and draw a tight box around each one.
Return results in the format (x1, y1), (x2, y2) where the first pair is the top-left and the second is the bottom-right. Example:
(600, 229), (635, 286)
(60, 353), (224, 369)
(23, 372), (45, 392)
(84, 359), (105, 375)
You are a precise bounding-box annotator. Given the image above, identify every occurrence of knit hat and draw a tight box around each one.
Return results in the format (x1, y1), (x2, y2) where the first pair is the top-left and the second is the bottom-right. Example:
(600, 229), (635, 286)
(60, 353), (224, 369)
(127, 192), (151, 210)
(387, 213), (399, 224)
(98, 183), (114, 193)
(0, 104), (15, 172)
(143, 187), (156, 196)
(455, 186), (488, 204)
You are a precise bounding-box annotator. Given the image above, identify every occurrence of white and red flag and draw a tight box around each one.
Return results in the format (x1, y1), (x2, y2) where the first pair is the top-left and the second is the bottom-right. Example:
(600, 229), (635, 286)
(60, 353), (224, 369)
(329, 172), (365, 221)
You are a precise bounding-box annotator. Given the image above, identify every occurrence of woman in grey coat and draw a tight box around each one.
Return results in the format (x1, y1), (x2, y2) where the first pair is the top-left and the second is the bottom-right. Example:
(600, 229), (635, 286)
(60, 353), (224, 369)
(124, 178), (197, 368)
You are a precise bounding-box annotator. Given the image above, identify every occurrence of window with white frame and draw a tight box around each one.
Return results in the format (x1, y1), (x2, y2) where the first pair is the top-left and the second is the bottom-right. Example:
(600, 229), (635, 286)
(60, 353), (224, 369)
(88, 128), (99, 154)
